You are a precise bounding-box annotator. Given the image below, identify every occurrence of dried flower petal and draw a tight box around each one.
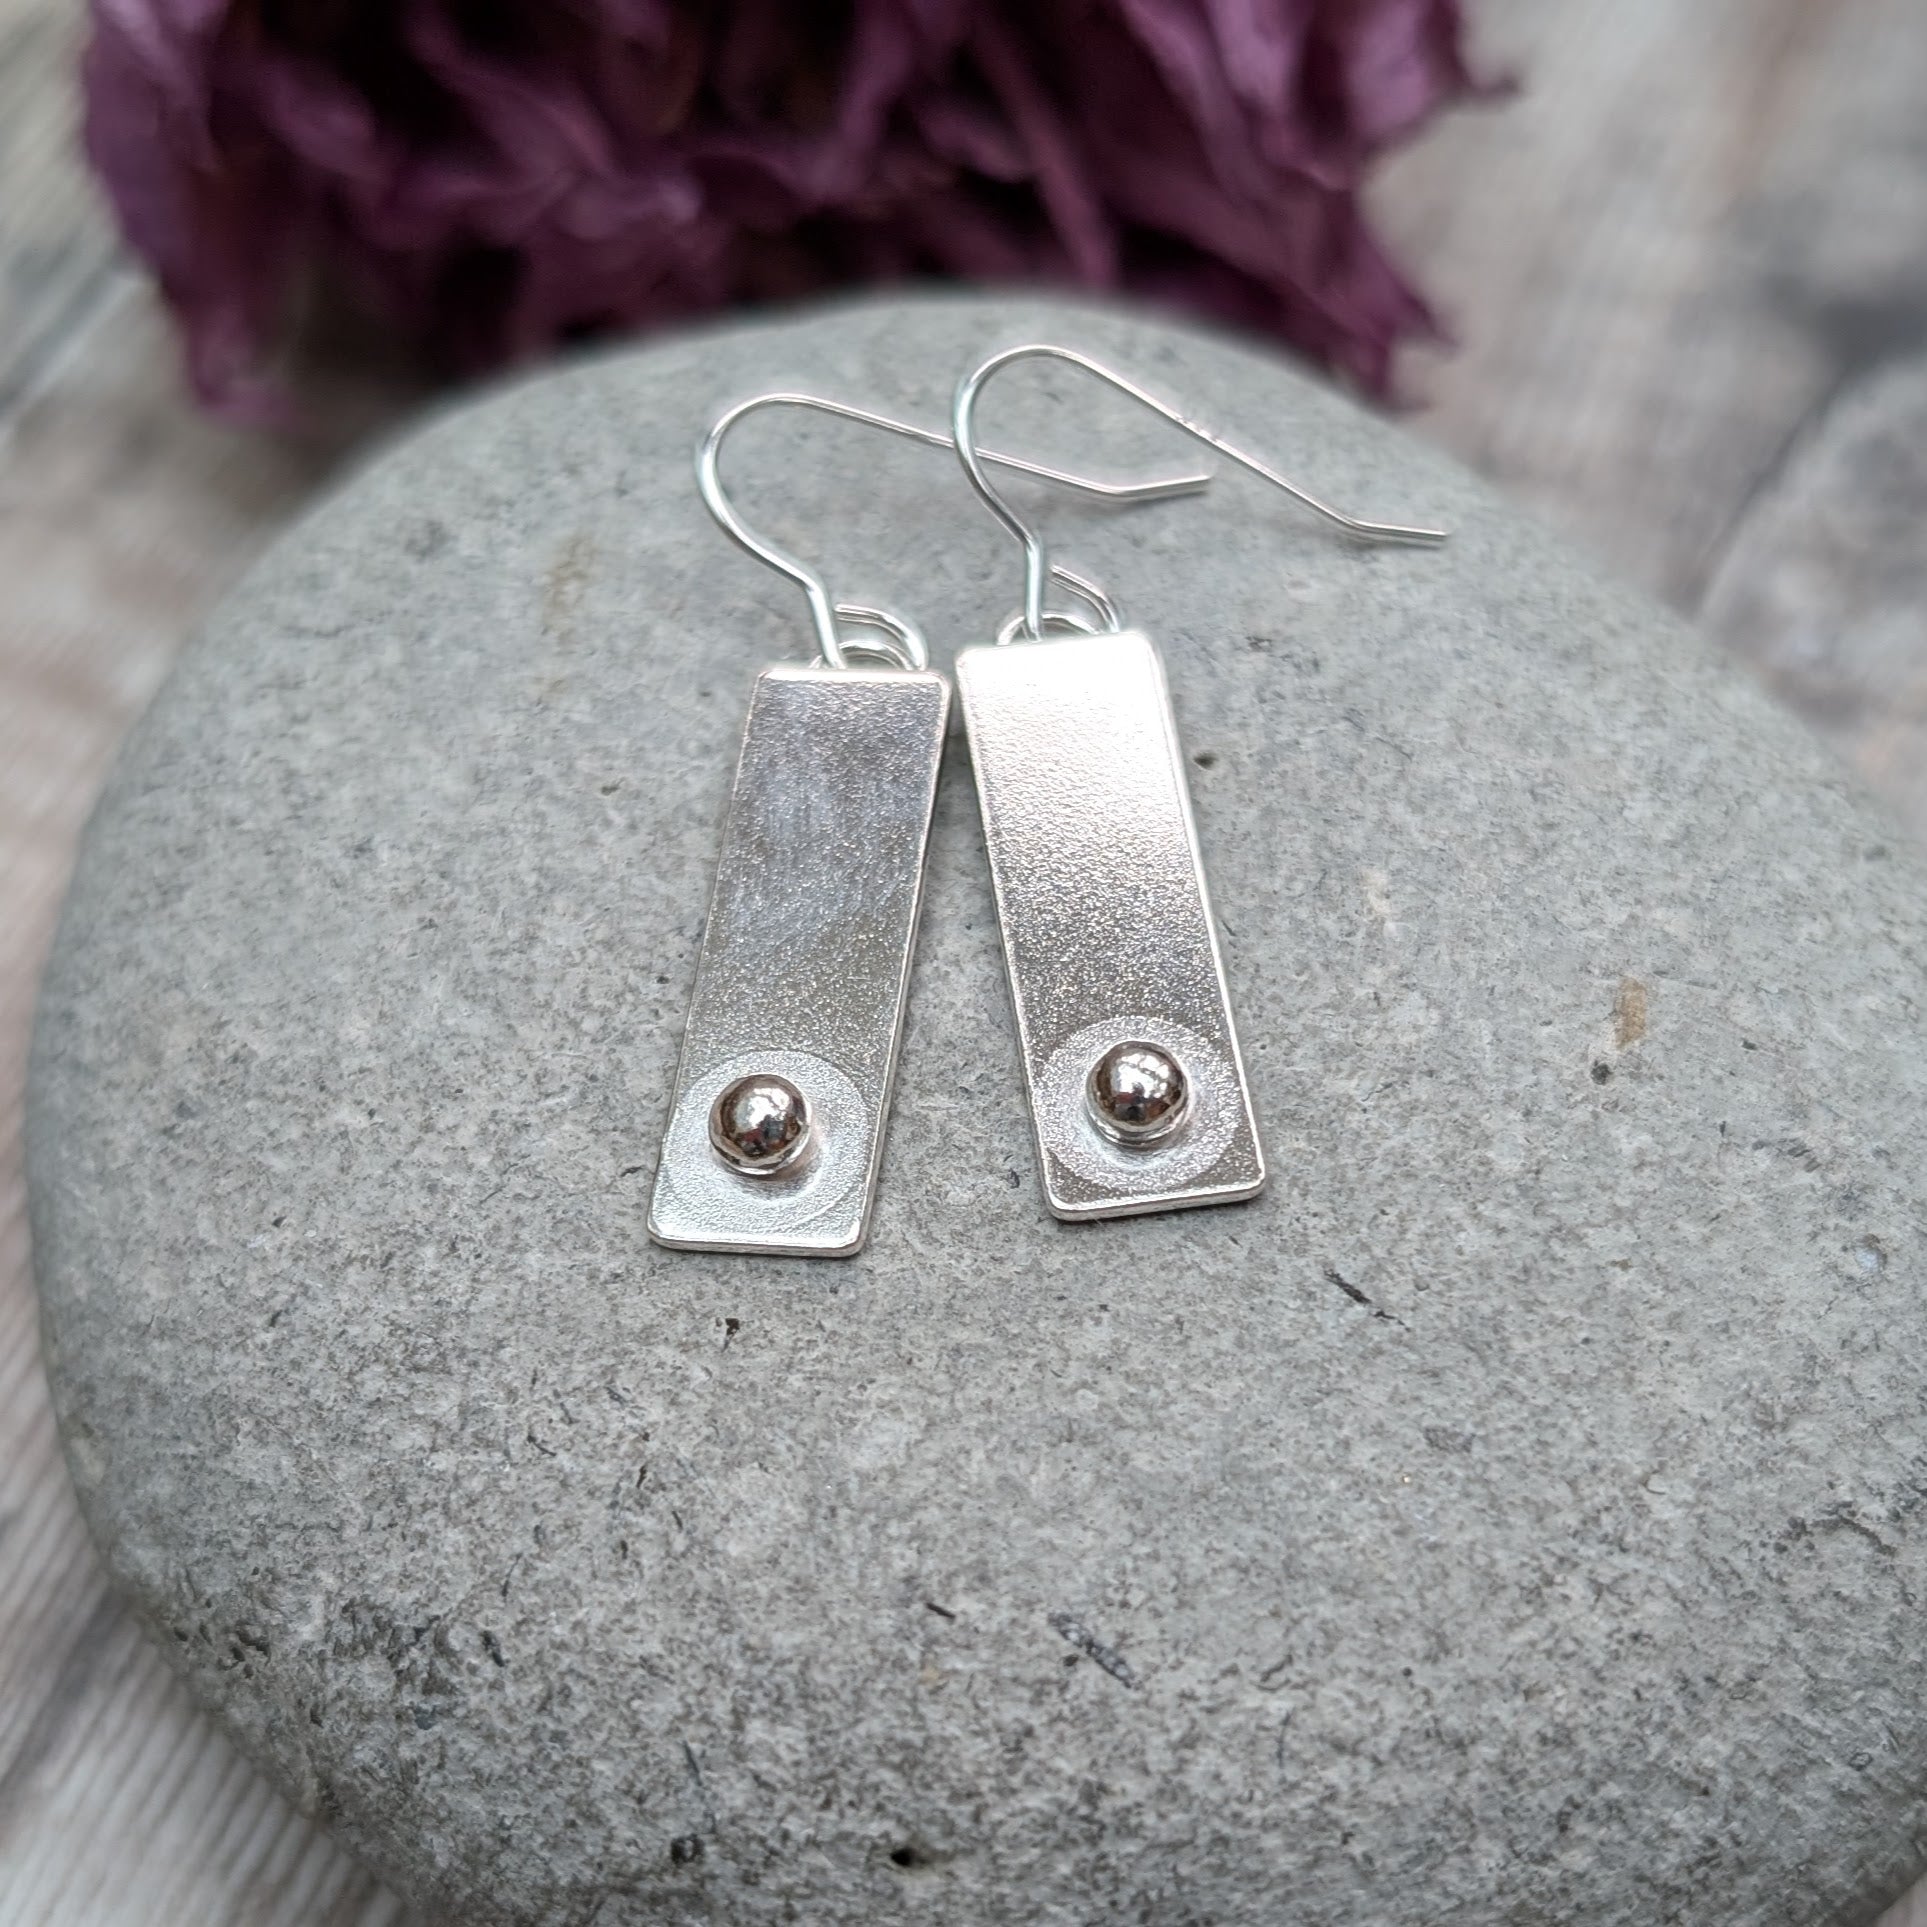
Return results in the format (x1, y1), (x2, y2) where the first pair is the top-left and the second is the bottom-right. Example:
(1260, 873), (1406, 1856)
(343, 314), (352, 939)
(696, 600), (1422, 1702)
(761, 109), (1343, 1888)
(82, 0), (1490, 415)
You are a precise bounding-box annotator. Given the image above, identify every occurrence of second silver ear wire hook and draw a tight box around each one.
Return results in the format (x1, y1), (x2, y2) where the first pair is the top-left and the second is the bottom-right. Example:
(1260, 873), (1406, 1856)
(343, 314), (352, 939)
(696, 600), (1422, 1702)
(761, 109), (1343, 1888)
(696, 392), (1212, 671)
(951, 343), (1450, 643)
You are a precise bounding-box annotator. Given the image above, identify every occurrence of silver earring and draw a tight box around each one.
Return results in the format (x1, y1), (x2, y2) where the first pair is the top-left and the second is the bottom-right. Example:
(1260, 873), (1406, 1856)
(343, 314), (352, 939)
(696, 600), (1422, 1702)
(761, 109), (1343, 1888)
(648, 389), (1207, 1257)
(950, 344), (1446, 1222)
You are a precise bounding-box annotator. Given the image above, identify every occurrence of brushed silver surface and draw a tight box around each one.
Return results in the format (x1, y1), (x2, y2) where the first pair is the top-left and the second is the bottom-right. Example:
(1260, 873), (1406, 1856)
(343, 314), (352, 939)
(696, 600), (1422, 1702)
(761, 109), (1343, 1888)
(957, 630), (1265, 1219)
(649, 664), (949, 1255)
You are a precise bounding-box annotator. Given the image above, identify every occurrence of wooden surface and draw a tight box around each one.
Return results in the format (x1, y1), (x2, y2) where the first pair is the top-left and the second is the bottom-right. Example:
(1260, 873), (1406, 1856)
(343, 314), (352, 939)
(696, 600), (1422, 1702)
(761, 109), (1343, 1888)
(2, 1), (1925, 1921)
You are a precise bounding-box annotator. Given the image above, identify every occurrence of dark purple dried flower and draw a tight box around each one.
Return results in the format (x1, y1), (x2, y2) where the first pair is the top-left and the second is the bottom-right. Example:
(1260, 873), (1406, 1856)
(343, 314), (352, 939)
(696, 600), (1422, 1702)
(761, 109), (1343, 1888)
(83, 0), (1487, 417)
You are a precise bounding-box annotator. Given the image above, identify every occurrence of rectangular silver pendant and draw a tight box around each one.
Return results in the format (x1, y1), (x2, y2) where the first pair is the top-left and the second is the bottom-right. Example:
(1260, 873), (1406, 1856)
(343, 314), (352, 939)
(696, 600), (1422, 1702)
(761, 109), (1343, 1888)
(957, 630), (1264, 1219)
(649, 663), (949, 1256)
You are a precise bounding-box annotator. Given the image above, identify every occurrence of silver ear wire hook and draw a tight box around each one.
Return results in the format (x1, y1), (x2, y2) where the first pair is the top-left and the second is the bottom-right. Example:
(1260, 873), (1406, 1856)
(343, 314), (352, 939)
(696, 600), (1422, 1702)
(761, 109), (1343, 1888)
(696, 391), (1213, 670)
(950, 343), (1450, 642)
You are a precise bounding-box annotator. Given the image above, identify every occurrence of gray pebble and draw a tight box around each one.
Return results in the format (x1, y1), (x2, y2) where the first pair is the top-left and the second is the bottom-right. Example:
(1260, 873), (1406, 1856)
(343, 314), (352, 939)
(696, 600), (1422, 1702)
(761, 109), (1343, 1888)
(27, 294), (1927, 1925)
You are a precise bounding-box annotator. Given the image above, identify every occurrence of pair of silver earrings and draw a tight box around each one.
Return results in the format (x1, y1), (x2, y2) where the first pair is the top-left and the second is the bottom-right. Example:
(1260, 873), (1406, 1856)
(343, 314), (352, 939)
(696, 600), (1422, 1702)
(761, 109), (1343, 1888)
(647, 344), (1442, 1257)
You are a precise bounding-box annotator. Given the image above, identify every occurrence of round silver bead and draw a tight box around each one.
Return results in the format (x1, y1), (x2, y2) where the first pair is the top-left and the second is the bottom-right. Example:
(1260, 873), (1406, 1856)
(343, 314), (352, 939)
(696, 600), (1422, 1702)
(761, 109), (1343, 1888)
(709, 1073), (813, 1176)
(1086, 1041), (1190, 1147)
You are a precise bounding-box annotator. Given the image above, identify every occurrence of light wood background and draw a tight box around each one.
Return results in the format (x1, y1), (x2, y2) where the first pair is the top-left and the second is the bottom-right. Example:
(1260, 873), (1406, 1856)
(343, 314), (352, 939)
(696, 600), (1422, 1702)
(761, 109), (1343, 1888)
(3, 1), (1924, 1920)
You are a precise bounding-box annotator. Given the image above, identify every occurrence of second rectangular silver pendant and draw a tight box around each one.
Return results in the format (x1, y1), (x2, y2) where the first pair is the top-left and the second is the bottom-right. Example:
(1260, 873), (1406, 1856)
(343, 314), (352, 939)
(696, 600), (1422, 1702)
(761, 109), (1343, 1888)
(957, 630), (1265, 1220)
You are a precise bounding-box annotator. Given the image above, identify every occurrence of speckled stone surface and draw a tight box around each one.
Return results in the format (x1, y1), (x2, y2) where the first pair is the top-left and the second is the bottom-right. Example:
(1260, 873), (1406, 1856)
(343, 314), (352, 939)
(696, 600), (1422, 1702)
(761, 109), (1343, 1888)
(27, 295), (1927, 1926)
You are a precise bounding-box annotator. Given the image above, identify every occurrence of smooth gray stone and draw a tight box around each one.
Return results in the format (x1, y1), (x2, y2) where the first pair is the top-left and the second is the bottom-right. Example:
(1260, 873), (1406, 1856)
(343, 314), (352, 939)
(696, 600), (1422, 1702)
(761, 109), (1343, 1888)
(28, 295), (1927, 1927)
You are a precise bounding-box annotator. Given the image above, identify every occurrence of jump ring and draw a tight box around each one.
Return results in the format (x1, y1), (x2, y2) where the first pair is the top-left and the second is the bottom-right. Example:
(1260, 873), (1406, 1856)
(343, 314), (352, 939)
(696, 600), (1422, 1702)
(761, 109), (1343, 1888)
(826, 602), (928, 672)
(996, 565), (1123, 647)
